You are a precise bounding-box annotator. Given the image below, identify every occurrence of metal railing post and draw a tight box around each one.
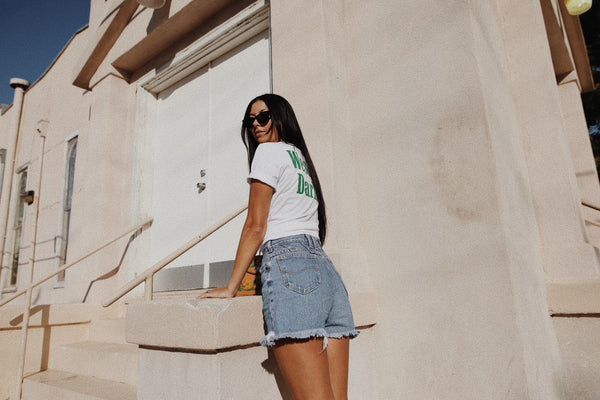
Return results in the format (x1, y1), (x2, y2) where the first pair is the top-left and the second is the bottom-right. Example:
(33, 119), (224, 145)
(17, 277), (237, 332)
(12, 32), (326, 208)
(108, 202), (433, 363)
(2, 203), (246, 395)
(0, 218), (153, 309)
(145, 276), (153, 301)
(15, 286), (33, 399)
(103, 204), (248, 307)
(0, 217), (152, 399)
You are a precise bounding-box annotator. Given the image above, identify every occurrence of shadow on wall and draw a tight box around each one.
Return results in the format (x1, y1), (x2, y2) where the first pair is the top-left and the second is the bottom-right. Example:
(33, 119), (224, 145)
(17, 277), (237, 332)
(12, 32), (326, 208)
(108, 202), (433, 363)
(261, 348), (294, 400)
(146, 0), (172, 35)
(10, 305), (52, 372)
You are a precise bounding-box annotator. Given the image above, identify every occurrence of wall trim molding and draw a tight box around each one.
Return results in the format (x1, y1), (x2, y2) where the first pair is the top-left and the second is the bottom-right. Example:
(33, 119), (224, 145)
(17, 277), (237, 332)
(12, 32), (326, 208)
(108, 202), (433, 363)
(141, 1), (268, 96)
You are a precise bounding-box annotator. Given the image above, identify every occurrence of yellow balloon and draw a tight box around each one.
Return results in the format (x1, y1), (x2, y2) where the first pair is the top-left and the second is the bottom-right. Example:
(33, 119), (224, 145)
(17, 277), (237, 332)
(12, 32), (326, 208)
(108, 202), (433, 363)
(564, 0), (593, 15)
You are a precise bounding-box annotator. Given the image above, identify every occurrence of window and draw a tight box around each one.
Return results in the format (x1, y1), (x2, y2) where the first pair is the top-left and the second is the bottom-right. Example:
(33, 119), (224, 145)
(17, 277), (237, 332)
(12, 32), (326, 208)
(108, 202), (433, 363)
(5, 168), (28, 288)
(57, 136), (77, 282)
(0, 150), (6, 200)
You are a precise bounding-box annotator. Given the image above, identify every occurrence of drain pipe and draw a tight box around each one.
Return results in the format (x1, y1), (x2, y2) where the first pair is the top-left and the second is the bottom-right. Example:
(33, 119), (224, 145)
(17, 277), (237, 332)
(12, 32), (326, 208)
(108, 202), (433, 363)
(0, 78), (29, 292)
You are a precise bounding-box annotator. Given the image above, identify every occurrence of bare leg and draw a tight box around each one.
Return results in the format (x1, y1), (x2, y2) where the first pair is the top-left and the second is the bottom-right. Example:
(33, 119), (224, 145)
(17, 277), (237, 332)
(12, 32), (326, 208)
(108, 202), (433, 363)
(273, 338), (335, 400)
(326, 337), (350, 400)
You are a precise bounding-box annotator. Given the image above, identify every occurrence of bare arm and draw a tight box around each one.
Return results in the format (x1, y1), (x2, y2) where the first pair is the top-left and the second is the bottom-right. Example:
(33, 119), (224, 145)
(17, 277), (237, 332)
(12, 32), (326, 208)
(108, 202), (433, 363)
(198, 179), (273, 298)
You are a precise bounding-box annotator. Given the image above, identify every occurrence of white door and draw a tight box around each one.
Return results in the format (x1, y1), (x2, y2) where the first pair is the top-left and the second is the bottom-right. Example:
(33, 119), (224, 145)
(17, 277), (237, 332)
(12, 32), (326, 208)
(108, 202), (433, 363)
(150, 31), (270, 287)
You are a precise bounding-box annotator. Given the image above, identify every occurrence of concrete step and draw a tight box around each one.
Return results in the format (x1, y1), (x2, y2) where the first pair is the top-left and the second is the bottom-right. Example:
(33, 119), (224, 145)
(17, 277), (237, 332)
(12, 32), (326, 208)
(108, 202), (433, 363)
(50, 341), (138, 385)
(88, 318), (128, 344)
(22, 370), (136, 400)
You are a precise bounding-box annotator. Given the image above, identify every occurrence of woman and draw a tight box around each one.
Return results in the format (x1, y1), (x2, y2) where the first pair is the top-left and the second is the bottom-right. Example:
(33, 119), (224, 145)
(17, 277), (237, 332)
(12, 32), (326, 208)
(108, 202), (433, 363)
(199, 94), (358, 400)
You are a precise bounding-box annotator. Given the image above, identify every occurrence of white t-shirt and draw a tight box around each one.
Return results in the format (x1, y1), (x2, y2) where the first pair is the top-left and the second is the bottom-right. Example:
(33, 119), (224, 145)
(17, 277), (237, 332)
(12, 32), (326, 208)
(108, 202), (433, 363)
(248, 142), (319, 245)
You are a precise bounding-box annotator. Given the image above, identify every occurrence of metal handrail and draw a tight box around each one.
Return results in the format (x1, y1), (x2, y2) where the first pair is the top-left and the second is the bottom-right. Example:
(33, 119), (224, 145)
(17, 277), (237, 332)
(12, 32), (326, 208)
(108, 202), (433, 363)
(102, 204), (248, 307)
(0, 217), (153, 308)
(2, 216), (152, 399)
(581, 201), (600, 229)
(582, 201), (600, 213)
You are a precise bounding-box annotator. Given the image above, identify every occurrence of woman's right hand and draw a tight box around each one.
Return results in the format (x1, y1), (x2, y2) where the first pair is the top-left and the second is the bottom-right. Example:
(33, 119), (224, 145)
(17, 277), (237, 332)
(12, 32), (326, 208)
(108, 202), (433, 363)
(198, 181), (271, 301)
(197, 286), (237, 299)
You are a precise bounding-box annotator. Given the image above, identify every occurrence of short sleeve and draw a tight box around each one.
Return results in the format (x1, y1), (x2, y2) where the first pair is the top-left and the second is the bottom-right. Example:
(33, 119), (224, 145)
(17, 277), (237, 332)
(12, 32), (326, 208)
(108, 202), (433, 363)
(247, 144), (282, 190)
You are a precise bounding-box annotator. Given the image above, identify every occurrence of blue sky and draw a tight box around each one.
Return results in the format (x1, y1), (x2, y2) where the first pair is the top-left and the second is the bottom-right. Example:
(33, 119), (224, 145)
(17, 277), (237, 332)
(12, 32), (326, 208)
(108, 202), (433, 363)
(0, 0), (90, 105)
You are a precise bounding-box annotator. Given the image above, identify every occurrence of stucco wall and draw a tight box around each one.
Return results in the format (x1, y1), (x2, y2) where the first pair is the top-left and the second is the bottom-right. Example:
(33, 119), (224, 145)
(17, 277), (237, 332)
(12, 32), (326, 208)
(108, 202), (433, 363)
(271, 0), (570, 397)
(0, 27), (90, 303)
(0, 22), (140, 305)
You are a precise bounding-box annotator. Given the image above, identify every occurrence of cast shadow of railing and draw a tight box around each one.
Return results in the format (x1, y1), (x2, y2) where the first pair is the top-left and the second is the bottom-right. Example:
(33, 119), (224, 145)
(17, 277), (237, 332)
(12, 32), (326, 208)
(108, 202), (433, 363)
(9, 305), (52, 374)
(82, 223), (148, 303)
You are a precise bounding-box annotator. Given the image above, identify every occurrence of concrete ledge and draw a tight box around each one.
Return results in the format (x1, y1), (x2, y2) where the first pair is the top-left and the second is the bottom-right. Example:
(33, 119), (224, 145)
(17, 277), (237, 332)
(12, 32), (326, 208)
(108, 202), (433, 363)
(23, 370), (136, 400)
(50, 341), (139, 386)
(552, 316), (600, 398)
(126, 295), (264, 349)
(137, 344), (282, 399)
(546, 280), (600, 314)
(126, 291), (377, 350)
(73, 0), (140, 89)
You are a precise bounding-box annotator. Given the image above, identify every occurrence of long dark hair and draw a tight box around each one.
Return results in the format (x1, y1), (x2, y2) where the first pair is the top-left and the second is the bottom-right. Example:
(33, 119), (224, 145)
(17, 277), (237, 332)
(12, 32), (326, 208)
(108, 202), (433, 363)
(241, 94), (327, 244)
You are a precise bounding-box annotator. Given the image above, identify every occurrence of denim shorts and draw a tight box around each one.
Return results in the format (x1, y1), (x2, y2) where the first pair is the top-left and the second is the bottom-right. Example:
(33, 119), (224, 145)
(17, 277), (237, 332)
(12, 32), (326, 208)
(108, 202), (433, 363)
(259, 234), (359, 348)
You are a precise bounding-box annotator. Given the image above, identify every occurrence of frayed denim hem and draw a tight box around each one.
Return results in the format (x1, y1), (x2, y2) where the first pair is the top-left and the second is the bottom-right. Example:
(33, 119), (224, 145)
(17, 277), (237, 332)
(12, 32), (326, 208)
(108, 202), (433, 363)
(329, 329), (360, 340)
(260, 328), (360, 350)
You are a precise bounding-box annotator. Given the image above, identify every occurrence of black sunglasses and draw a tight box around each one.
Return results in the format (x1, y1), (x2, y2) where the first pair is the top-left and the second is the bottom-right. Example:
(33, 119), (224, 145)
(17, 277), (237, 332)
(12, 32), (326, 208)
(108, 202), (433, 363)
(243, 110), (271, 128)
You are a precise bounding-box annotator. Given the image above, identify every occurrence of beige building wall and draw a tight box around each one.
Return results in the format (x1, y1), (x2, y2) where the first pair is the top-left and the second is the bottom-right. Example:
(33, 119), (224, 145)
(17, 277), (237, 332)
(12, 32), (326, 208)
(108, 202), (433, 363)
(0, 25), (140, 306)
(1, 0), (599, 398)
(270, 0), (594, 397)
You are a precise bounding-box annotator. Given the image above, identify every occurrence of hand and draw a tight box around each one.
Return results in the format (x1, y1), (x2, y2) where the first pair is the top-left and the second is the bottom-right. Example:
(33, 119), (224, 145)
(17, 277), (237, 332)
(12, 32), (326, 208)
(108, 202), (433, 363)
(197, 286), (236, 299)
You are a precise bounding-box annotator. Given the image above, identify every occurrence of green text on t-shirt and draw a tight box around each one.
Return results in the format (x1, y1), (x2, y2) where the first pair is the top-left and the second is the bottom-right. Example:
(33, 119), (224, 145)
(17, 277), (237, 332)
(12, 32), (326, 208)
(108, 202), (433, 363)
(287, 150), (317, 200)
